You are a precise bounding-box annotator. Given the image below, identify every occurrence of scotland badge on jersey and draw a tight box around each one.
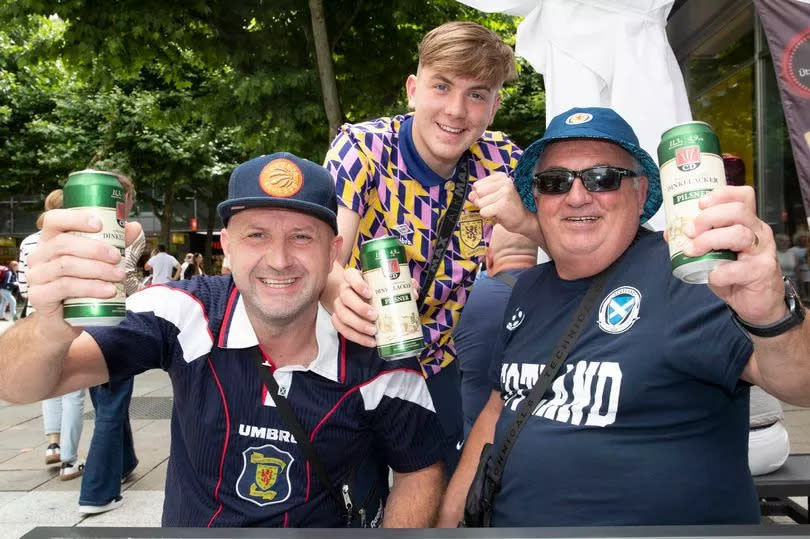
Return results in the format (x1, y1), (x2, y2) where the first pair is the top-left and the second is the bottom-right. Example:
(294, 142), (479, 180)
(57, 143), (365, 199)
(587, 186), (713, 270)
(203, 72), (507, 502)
(236, 444), (294, 506)
(597, 286), (641, 335)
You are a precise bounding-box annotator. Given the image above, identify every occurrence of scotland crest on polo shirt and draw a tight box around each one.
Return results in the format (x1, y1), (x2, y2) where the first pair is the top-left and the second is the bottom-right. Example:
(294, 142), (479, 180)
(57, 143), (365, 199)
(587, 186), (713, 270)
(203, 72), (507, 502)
(236, 444), (294, 506)
(597, 286), (641, 334)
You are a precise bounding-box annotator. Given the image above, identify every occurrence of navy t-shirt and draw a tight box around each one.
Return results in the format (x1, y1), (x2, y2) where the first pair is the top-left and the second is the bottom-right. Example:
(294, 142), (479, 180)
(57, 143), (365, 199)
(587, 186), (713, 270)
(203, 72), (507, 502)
(455, 269), (526, 434)
(487, 232), (757, 526)
(87, 276), (443, 528)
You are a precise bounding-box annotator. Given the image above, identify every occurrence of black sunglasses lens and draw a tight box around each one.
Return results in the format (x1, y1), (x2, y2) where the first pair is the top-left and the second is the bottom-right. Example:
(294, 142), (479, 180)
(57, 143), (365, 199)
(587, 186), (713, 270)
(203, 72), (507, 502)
(581, 167), (624, 191)
(534, 170), (573, 194)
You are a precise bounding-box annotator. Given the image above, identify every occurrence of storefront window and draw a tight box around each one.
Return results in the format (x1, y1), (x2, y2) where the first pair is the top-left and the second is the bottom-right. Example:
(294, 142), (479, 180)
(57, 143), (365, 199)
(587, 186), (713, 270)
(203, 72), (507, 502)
(761, 48), (804, 236)
(680, 2), (807, 237)
(693, 65), (755, 188)
(686, 7), (755, 98)
(686, 6), (756, 192)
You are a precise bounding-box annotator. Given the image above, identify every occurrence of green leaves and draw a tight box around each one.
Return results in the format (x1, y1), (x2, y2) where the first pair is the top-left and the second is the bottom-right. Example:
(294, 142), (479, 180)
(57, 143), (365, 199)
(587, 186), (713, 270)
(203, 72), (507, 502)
(1, 0), (547, 206)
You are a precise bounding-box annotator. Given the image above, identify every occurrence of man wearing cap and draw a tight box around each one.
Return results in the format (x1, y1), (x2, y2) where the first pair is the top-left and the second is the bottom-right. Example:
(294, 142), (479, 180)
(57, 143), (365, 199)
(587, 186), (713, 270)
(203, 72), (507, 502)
(438, 107), (810, 526)
(0, 153), (445, 528)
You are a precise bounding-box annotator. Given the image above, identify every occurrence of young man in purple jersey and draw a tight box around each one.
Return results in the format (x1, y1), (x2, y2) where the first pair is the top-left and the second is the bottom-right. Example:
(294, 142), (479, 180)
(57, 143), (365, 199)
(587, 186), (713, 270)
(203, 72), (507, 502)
(322, 22), (542, 475)
(0, 153), (445, 528)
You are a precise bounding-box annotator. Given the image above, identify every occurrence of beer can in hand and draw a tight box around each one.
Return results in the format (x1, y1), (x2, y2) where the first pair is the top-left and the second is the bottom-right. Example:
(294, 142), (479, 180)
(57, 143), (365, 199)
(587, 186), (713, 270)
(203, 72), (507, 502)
(360, 236), (425, 360)
(62, 169), (127, 326)
(658, 121), (737, 284)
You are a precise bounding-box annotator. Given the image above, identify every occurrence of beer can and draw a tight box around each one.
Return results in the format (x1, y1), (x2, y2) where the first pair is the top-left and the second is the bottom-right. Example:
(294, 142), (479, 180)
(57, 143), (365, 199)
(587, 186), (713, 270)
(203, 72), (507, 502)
(657, 121), (737, 284)
(359, 236), (424, 360)
(62, 169), (127, 326)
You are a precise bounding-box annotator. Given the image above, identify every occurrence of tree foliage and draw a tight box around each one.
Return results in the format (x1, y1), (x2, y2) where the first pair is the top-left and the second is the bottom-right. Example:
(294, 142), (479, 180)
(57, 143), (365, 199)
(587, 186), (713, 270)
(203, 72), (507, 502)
(0, 0), (547, 231)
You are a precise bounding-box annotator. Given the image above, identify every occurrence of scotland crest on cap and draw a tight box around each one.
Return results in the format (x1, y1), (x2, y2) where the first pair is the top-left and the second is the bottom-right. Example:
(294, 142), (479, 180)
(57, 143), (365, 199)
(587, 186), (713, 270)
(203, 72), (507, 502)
(565, 112), (593, 125)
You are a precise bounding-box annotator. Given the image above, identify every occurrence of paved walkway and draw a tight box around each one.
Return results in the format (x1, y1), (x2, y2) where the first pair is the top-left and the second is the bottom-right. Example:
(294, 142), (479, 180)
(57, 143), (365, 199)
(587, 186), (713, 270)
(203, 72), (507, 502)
(0, 318), (169, 537)
(0, 319), (809, 536)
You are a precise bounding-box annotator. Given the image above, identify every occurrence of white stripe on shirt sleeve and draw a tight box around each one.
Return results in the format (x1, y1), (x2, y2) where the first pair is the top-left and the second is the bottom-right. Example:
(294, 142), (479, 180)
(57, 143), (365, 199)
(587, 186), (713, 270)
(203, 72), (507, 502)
(359, 370), (436, 413)
(126, 286), (213, 363)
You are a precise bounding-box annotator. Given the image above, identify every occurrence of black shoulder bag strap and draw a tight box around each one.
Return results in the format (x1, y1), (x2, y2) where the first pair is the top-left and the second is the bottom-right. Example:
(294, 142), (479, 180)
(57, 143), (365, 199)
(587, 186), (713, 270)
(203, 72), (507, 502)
(252, 350), (354, 525)
(486, 262), (618, 495)
(417, 157), (471, 307)
(491, 271), (518, 288)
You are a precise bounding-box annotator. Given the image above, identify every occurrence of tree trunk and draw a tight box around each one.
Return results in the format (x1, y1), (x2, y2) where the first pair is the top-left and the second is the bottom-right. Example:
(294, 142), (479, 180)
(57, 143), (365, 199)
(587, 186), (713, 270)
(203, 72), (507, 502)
(308, 0), (343, 137)
(159, 189), (174, 250)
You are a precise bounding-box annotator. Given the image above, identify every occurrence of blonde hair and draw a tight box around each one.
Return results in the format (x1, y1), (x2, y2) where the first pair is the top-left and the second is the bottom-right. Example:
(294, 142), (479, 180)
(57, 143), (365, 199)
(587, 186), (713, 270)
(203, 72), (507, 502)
(36, 189), (64, 229)
(418, 21), (517, 88)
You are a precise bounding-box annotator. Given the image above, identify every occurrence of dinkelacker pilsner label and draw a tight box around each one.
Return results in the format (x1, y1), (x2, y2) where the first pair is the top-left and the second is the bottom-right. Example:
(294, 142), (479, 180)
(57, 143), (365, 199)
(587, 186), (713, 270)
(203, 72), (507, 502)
(658, 121), (736, 284)
(360, 236), (424, 360)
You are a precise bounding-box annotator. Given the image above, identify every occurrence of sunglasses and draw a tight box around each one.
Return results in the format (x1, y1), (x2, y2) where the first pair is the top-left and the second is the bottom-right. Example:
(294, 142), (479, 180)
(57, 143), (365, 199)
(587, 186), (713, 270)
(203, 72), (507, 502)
(532, 166), (639, 194)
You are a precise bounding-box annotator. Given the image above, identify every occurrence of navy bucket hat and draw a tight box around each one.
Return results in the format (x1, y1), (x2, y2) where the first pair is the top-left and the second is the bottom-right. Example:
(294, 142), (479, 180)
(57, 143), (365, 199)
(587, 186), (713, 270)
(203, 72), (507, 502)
(514, 107), (662, 224)
(217, 152), (338, 233)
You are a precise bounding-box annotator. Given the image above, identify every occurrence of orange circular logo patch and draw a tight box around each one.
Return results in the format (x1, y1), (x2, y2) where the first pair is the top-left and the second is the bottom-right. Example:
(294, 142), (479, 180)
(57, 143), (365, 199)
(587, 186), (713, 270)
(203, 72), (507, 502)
(259, 158), (303, 198)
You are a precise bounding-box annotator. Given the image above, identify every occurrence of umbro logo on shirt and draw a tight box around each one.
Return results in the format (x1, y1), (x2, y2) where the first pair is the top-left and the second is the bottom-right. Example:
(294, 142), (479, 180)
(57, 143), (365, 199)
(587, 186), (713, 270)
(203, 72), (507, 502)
(390, 223), (413, 245)
(238, 423), (297, 444)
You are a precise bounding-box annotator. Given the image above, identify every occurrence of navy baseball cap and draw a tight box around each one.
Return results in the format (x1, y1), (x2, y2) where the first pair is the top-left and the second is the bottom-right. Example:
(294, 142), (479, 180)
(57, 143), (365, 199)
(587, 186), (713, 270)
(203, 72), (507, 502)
(217, 152), (338, 233)
(514, 107), (662, 224)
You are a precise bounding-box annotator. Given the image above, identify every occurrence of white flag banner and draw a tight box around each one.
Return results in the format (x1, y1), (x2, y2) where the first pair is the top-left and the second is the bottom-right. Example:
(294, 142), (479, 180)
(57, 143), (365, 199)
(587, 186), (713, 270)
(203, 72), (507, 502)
(459, 0), (693, 231)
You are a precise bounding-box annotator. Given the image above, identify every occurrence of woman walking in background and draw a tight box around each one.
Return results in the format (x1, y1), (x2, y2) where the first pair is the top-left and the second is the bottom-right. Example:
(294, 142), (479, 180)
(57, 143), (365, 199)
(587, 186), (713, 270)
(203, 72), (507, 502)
(19, 190), (87, 480)
(179, 253), (193, 279)
(183, 253), (204, 280)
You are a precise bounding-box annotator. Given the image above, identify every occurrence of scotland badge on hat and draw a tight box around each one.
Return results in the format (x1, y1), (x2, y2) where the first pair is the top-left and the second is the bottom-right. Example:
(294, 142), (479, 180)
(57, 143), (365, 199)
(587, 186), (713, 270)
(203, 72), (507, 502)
(217, 152), (338, 232)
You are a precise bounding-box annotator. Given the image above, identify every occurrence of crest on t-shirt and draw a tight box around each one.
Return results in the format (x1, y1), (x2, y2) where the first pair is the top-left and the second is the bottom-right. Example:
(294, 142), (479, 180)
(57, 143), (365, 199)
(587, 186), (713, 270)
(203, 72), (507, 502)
(236, 444), (294, 506)
(597, 286), (641, 334)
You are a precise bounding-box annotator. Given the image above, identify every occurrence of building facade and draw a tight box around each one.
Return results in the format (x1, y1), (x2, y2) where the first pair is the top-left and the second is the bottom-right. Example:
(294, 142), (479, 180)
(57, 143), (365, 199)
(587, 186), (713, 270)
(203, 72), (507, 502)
(668, 0), (806, 236)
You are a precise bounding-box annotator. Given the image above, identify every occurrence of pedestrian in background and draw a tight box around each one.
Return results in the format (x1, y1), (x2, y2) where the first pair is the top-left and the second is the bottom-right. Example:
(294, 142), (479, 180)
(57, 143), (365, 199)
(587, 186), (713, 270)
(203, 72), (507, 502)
(79, 171), (145, 515)
(0, 260), (19, 321)
(19, 189), (87, 479)
(183, 252), (201, 279)
(144, 244), (180, 283)
(179, 253), (194, 279)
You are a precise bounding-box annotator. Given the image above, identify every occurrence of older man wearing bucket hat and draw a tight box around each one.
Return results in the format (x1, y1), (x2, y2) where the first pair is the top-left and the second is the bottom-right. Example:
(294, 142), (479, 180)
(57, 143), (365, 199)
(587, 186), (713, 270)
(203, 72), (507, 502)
(438, 107), (810, 527)
(0, 152), (446, 528)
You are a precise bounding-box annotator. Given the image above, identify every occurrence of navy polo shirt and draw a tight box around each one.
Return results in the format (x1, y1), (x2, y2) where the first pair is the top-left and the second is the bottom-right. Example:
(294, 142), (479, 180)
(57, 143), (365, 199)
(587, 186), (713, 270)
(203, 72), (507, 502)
(86, 276), (443, 527)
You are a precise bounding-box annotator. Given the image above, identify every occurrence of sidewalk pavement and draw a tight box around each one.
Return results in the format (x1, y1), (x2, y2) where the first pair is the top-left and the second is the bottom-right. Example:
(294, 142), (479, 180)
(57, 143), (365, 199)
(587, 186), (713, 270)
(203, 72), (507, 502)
(0, 319), (169, 537)
(1, 319), (810, 536)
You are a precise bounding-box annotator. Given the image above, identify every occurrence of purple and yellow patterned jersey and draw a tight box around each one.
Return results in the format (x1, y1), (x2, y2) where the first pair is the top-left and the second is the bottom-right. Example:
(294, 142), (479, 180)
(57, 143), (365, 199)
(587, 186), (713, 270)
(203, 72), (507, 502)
(324, 114), (522, 377)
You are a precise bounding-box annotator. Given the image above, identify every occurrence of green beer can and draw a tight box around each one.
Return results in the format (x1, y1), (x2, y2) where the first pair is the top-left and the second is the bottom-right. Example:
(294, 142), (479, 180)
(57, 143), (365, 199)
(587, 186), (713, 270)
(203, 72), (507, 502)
(359, 236), (424, 360)
(63, 169), (127, 326)
(658, 121), (737, 284)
